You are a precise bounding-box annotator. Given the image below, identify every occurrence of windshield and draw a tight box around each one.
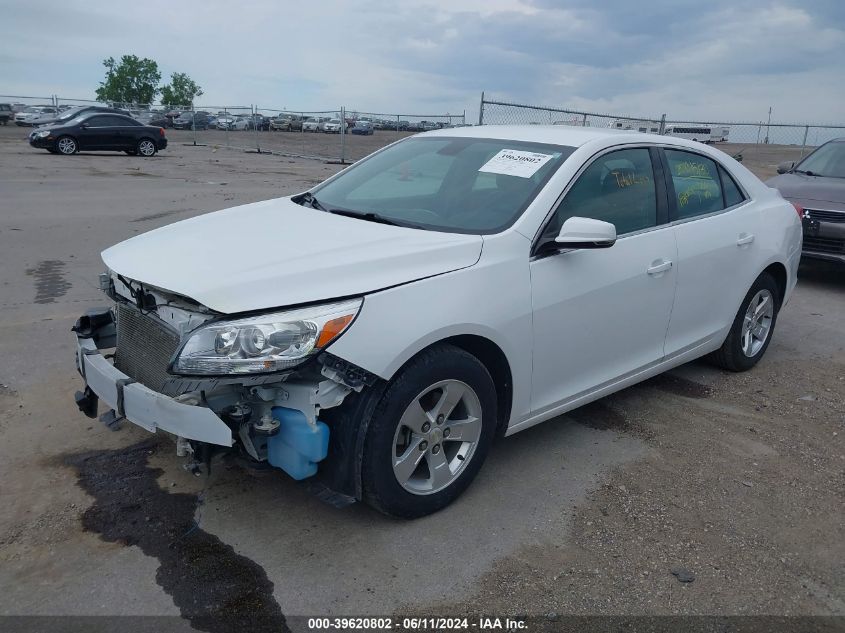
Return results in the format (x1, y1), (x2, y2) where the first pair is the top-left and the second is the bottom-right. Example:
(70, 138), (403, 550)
(796, 141), (845, 178)
(311, 137), (574, 233)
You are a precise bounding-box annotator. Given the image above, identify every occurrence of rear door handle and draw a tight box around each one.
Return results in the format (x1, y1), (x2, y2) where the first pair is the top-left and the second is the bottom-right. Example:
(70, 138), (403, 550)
(647, 259), (673, 276)
(737, 233), (755, 246)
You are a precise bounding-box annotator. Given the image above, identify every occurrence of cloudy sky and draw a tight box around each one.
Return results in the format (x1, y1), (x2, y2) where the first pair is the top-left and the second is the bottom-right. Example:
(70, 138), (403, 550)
(1, 0), (843, 123)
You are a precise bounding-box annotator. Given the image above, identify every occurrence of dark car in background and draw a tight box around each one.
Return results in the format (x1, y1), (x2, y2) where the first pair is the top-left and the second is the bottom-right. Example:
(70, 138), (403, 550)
(171, 111), (211, 130)
(28, 112), (167, 156)
(0, 103), (12, 125)
(350, 120), (374, 135)
(767, 138), (845, 264)
(135, 111), (169, 128)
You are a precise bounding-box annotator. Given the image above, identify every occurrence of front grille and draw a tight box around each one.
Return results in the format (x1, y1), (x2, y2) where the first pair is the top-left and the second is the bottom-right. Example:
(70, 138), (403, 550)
(113, 303), (181, 392)
(803, 235), (845, 255)
(805, 208), (845, 223)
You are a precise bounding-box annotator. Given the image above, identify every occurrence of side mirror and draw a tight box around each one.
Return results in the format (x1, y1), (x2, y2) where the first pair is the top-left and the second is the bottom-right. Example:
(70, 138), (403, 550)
(555, 217), (617, 249)
(777, 161), (795, 174)
(81, 123), (89, 129)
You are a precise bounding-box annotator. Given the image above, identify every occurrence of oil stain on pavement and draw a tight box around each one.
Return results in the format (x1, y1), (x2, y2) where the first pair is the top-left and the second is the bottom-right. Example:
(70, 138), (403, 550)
(65, 439), (288, 633)
(25, 259), (72, 304)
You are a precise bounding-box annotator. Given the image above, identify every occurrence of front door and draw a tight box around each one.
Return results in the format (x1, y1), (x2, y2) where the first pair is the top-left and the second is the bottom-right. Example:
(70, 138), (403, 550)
(530, 146), (677, 415)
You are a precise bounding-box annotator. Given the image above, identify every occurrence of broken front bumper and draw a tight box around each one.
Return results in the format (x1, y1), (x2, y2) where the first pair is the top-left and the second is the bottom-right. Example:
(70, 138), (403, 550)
(74, 313), (233, 447)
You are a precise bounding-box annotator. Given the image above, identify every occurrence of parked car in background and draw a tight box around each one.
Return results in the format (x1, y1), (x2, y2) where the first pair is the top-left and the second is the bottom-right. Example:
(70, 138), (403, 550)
(270, 114), (303, 131)
(28, 112), (167, 156)
(31, 105), (129, 127)
(207, 116), (219, 129)
(323, 118), (346, 134)
(135, 111), (169, 128)
(351, 120), (374, 135)
(70, 126), (800, 518)
(767, 138), (845, 264)
(420, 121), (439, 131)
(302, 117), (325, 132)
(216, 115), (237, 130)
(15, 106), (58, 126)
(232, 114), (268, 131)
(172, 111), (211, 130)
(0, 104), (13, 125)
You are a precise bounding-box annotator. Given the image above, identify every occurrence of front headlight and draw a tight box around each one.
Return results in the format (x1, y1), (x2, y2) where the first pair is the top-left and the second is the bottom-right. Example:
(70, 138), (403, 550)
(34, 130), (51, 138)
(171, 298), (362, 375)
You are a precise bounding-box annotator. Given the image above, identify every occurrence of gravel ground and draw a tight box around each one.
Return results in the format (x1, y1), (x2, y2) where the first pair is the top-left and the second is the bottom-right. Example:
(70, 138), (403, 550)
(0, 124), (842, 629)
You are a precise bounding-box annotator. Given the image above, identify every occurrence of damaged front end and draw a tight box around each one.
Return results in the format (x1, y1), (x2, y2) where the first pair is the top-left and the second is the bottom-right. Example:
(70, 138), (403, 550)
(73, 271), (376, 493)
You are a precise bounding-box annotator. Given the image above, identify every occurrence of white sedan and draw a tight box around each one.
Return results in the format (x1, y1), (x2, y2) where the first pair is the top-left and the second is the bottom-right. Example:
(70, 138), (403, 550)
(72, 126), (801, 518)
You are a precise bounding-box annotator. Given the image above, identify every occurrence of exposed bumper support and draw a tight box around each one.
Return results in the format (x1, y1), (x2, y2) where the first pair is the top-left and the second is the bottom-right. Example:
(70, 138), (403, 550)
(75, 336), (234, 447)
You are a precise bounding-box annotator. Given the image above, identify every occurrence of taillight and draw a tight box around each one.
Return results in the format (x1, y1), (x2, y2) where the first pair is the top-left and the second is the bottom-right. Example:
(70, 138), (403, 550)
(791, 202), (803, 219)
(159, 127), (165, 136)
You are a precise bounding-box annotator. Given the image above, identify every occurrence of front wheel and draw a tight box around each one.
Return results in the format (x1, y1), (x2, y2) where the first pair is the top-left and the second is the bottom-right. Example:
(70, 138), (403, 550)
(137, 138), (157, 157)
(362, 344), (497, 518)
(711, 272), (780, 372)
(56, 136), (77, 155)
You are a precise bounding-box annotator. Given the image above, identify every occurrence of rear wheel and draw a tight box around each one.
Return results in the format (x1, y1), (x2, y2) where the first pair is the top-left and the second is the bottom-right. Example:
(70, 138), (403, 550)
(56, 136), (77, 155)
(137, 138), (157, 157)
(362, 344), (497, 518)
(711, 272), (780, 372)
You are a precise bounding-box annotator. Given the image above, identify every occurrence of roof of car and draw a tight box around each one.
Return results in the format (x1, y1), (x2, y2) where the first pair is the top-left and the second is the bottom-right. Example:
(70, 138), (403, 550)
(421, 124), (677, 148)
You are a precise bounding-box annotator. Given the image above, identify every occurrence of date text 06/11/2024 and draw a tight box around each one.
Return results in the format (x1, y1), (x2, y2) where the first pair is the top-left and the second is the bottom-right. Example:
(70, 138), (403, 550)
(306, 617), (528, 630)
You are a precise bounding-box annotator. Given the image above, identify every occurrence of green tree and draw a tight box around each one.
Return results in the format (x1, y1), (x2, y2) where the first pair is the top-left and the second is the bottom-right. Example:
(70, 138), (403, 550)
(160, 72), (204, 107)
(95, 55), (161, 106)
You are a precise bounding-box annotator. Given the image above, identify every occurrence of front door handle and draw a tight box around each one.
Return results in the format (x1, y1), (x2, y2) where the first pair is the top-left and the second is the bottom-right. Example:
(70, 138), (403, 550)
(647, 259), (673, 276)
(737, 233), (755, 246)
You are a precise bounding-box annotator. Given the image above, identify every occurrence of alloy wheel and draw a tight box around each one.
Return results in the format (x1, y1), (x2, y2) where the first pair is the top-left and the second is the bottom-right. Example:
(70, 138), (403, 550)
(741, 289), (774, 357)
(57, 137), (76, 155)
(138, 140), (156, 156)
(391, 379), (483, 495)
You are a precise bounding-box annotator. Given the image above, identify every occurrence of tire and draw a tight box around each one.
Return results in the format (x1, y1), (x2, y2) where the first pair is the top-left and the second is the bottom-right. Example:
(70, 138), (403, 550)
(136, 138), (157, 157)
(362, 344), (497, 518)
(711, 272), (780, 372)
(56, 135), (77, 155)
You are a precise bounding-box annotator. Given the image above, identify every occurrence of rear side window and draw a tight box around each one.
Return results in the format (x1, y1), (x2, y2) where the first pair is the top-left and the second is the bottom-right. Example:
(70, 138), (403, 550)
(719, 166), (745, 207)
(664, 150), (724, 219)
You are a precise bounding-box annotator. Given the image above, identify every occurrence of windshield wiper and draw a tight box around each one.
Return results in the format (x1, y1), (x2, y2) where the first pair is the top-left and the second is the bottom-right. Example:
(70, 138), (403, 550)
(792, 169), (817, 176)
(297, 191), (327, 211)
(327, 209), (419, 228)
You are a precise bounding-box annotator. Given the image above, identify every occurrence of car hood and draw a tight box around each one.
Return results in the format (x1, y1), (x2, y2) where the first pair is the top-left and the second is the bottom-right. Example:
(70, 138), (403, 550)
(767, 173), (845, 210)
(101, 197), (483, 314)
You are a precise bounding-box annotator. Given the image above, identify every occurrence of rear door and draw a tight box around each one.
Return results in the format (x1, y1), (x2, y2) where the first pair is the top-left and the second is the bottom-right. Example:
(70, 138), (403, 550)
(529, 146), (678, 414)
(661, 147), (760, 356)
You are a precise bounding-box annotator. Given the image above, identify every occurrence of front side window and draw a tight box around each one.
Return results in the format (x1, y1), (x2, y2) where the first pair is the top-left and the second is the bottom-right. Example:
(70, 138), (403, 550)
(313, 137), (574, 233)
(664, 149), (724, 219)
(543, 147), (658, 239)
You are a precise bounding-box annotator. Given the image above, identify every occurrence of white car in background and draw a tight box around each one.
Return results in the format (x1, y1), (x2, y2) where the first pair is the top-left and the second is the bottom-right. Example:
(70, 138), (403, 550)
(323, 118), (345, 133)
(72, 126), (801, 518)
(15, 105), (58, 126)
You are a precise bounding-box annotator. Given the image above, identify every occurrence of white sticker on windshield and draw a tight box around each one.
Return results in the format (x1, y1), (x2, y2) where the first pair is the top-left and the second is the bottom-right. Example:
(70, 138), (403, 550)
(478, 149), (555, 178)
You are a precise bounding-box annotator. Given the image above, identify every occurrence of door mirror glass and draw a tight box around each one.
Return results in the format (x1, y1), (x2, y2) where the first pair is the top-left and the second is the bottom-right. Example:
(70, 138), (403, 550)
(555, 216), (617, 249)
(777, 161), (795, 174)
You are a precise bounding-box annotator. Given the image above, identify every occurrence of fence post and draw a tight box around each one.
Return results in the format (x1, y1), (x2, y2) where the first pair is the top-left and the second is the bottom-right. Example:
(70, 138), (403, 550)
(659, 113), (666, 135)
(253, 104), (261, 153)
(396, 114), (400, 132)
(340, 106), (347, 163)
(478, 91), (485, 126)
(191, 101), (197, 146)
(800, 125), (809, 158)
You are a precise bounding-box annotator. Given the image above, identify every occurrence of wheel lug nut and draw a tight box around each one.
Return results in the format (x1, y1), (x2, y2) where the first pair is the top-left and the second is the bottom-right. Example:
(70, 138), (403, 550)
(421, 422), (431, 433)
(436, 414), (445, 425)
(432, 444), (441, 454)
(443, 428), (451, 438)
(419, 441), (428, 451)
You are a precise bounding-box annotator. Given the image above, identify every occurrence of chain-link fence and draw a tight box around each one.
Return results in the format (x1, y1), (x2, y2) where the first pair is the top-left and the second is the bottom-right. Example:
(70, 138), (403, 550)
(0, 94), (466, 162)
(478, 95), (845, 159)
